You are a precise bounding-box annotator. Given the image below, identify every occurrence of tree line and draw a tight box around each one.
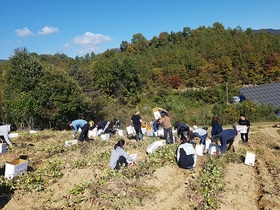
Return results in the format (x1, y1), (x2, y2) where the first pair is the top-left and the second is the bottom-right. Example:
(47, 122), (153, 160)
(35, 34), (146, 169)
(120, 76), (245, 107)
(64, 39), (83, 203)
(0, 22), (279, 129)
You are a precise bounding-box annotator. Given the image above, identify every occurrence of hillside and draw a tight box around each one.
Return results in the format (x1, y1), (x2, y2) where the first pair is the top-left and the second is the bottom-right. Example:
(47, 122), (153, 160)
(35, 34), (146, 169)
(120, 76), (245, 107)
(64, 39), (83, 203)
(0, 121), (279, 209)
(252, 28), (280, 34)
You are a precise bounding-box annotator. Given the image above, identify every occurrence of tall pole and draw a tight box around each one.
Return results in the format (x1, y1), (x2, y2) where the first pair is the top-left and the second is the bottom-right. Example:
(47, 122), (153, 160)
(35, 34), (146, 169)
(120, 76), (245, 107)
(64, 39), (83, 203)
(226, 82), (228, 105)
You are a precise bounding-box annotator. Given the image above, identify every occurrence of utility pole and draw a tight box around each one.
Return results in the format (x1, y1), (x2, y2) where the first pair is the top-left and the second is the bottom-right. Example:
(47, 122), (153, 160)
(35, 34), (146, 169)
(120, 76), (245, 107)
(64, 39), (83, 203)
(226, 82), (229, 105)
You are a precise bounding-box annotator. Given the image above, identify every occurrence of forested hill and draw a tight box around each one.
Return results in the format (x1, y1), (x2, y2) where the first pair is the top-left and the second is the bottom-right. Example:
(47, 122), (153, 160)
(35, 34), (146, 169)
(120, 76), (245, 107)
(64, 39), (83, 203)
(252, 29), (280, 34)
(0, 22), (280, 129)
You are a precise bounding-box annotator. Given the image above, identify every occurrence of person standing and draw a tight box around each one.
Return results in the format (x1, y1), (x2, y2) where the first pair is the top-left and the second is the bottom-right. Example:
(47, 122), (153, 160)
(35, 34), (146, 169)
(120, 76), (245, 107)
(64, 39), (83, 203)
(159, 112), (173, 144)
(67, 119), (89, 142)
(109, 139), (135, 170)
(238, 114), (250, 144)
(211, 116), (223, 138)
(131, 111), (144, 141)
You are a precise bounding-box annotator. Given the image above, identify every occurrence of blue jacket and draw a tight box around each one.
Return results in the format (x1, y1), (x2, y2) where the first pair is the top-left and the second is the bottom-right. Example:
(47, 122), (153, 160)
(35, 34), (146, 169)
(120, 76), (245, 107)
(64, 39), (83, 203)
(217, 129), (237, 153)
(72, 119), (88, 135)
(211, 124), (223, 136)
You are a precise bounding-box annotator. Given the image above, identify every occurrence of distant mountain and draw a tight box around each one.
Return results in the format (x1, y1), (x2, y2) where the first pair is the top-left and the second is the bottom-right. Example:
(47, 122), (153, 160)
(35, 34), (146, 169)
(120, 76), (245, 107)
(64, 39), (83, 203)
(252, 29), (280, 35)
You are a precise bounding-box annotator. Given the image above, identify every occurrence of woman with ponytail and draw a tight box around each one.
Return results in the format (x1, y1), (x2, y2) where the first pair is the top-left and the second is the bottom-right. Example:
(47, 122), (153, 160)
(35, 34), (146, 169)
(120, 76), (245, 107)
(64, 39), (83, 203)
(109, 139), (134, 170)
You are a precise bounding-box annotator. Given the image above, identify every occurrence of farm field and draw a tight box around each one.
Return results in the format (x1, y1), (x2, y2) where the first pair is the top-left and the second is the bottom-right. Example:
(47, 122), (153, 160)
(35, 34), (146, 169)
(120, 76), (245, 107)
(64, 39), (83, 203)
(0, 121), (279, 210)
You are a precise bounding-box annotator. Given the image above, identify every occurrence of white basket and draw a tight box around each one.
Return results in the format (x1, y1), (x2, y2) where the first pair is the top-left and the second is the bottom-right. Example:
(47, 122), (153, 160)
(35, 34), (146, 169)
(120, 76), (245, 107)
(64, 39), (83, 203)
(100, 133), (110, 141)
(147, 140), (165, 155)
(9, 133), (19, 138)
(126, 126), (135, 135)
(118, 130), (124, 137)
(157, 129), (164, 137)
(205, 139), (211, 150)
(5, 159), (28, 179)
(65, 139), (78, 147)
(29, 130), (37, 134)
(236, 125), (247, 134)
(245, 151), (255, 166)
(208, 143), (222, 155)
(88, 129), (98, 139)
(195, 144), (204, 156)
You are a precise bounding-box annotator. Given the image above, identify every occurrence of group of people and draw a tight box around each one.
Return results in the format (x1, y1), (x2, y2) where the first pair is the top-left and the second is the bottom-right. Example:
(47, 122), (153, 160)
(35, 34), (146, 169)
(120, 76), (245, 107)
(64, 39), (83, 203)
(130, 109), (174, 144)
(67, 112), (250, 171)
(175, 114), (250, 169)
(0, 111), (251, 172)
(67, 118), (120, 142)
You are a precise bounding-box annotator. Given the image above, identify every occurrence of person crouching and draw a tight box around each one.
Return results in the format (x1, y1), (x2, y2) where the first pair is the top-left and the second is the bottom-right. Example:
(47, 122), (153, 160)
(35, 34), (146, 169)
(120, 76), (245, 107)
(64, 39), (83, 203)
(175, 136), (196, 170)
(110, 139), (134, 170)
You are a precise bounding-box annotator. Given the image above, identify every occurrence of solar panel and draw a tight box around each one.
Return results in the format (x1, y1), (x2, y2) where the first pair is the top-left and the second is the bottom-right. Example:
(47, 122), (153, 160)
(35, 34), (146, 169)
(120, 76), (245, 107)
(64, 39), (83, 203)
(239, 82), (280, 108)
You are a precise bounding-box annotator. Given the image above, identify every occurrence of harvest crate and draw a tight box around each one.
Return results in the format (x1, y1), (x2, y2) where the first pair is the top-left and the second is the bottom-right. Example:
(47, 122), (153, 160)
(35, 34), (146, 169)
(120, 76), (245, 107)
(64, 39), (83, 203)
(100, 133), (110, 141)
(245, 151), (256, 166)
(5, 158), (28, 179)
(65, 139), (78, 146)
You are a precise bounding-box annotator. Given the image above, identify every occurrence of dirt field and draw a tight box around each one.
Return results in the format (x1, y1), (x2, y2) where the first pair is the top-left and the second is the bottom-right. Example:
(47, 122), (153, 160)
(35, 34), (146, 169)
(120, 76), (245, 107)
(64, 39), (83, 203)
(0, 121), (279, 210)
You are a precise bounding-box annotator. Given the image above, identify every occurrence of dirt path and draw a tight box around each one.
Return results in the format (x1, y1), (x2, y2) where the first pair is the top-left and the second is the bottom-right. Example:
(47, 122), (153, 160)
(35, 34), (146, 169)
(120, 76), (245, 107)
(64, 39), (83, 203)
(220, 122), (280, 210)
(220, 163), (258, 210)
(135, 165), (194, 210)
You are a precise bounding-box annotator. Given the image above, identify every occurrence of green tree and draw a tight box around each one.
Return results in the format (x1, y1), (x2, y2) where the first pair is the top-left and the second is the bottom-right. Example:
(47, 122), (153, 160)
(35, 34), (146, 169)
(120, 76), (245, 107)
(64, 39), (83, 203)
(2, 48), (89, 129)
(36, 65), (90, 129)
(2, 48), (43, 128)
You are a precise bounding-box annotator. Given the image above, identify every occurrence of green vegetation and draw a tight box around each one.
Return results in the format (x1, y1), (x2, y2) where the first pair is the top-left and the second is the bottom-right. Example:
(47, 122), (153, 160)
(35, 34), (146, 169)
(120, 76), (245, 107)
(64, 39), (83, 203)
(0, 22), (279, 129)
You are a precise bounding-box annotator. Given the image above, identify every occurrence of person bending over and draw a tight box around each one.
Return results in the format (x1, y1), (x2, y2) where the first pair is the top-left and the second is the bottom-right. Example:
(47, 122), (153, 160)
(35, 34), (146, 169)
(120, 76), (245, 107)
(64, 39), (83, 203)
(0, 123), (17, 146)
(174, 122), (190, 140)
(193, 127), (208, 146)
(212, 128), (238, 154)
(67, 119), (89, 142)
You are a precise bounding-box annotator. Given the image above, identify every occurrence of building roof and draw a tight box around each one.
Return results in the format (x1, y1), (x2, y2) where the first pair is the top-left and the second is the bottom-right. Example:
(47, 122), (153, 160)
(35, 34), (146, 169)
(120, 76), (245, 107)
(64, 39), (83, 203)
(239, 82), (280, 108)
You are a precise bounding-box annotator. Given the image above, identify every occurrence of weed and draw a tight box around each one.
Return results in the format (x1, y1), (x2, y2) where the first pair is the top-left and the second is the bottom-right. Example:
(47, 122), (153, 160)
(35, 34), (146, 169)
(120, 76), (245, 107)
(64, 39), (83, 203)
(189, 156), (226, 209)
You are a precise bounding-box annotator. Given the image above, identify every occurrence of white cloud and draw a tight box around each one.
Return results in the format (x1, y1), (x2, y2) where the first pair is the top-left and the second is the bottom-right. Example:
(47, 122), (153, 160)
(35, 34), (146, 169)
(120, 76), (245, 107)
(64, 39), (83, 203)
(73, 32), (112, 46)
(73, 32), (112, 55)
(38, 26), (59, 35)
(61, 43), (73, 49)
(15, 27), (33, 37)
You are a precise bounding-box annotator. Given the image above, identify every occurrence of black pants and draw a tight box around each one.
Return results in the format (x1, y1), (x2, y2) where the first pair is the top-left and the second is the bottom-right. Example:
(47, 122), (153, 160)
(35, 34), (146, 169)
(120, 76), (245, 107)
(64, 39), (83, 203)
(135, 127), (143, 141)
(241, 131), (249, 142)
(115, 156), (128, 170)
(79, 123), (89, 141)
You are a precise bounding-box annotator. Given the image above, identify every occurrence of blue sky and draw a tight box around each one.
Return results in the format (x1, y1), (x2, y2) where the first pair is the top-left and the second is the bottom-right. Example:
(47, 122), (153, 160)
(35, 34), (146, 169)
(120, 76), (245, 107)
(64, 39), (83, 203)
(1, 0), (279, 60)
